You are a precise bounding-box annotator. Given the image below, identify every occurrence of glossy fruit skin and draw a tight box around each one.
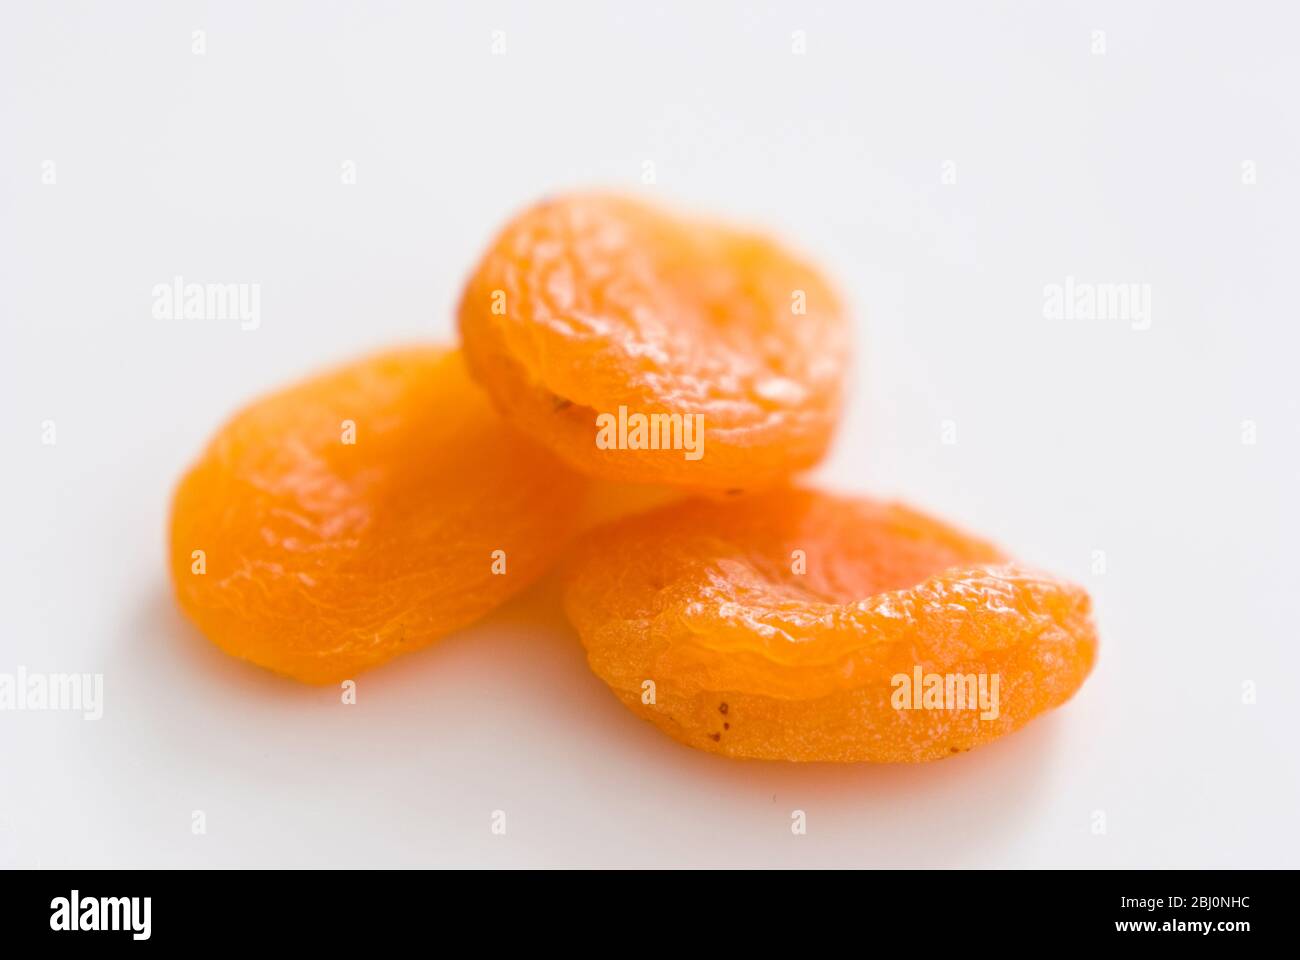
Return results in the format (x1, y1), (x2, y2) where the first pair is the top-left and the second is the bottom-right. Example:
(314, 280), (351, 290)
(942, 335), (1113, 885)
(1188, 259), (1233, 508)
(458, 193), (850, 491)
(170, 347), (588, 684)
(563, 490), (1098, 762)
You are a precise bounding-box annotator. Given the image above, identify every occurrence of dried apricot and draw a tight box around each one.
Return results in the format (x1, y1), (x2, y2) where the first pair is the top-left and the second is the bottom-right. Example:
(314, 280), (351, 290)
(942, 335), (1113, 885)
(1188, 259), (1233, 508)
(563, 489), (1098, 762)
(458, 193), (849, 490)
(170, 347), (588, 684)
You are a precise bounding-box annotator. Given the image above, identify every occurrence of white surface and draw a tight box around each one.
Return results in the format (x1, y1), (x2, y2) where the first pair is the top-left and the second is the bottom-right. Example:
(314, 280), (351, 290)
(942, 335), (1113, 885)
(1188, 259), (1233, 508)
(2, 1), (1297, 868)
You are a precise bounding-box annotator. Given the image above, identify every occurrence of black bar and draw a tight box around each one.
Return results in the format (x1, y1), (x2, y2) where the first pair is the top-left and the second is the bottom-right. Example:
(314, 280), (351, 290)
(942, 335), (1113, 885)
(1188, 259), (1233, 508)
(0, 868), (1279, 946)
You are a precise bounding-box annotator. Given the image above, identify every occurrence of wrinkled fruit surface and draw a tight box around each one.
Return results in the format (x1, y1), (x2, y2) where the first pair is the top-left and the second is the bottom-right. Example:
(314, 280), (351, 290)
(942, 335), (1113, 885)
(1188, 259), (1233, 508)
(563, 489), (1098, 762)
(170, 347), (588, 684)
(458, 193), (849, 491)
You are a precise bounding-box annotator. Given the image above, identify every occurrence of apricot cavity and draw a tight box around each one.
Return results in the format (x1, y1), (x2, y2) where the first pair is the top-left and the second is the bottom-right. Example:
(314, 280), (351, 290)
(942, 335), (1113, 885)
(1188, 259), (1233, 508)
(563, 489), (1098, 762)
(170, 347), (588, 684)
(458, 193), (849, 491)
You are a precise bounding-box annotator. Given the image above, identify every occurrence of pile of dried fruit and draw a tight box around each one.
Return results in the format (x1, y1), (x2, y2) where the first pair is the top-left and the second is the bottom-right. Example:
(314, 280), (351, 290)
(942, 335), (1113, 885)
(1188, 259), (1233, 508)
(170, 193), (1098, 762)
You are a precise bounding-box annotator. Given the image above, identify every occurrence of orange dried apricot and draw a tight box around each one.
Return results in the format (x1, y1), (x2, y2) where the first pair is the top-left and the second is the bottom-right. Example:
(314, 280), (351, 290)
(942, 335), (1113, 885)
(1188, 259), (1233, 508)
(458, 193), (849, 491)
(170, 346), (588, 684)
(563, 489), (1098, 762)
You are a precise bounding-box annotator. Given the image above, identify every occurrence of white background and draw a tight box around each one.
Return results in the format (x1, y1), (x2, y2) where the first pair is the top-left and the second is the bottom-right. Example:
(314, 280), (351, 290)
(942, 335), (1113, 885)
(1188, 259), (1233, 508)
(2, 1), (1297, 868)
